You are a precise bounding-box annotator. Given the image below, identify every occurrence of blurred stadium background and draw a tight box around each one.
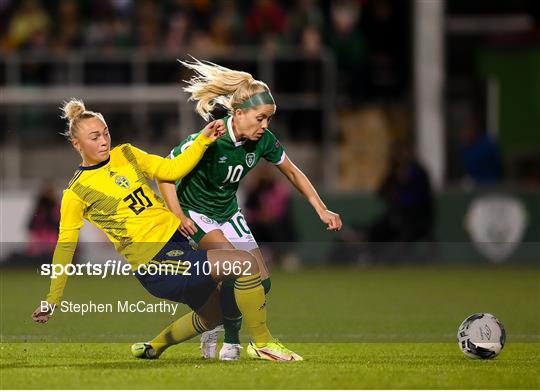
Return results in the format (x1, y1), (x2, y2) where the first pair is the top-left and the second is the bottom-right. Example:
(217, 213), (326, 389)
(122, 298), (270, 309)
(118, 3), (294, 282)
(1, 0), (539, 267)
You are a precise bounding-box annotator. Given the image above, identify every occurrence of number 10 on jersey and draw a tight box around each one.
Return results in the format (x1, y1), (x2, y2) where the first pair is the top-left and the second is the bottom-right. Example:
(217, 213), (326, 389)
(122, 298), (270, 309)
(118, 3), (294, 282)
(223, 165), (244, 184)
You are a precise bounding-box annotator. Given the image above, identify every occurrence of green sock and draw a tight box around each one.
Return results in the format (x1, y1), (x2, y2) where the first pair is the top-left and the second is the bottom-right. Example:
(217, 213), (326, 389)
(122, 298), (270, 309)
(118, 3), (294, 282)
(222, 278), (271, 344)
(262, 277), (271, 294)
(221, 279), (241, 344)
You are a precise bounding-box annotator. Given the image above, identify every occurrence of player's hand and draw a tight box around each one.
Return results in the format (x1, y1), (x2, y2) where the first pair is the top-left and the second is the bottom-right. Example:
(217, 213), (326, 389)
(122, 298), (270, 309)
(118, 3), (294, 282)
(179, 215), (198, 237)
(201, 119), (226, 141)
(319, 209), (342, 231)
(32, 302), (55, 324)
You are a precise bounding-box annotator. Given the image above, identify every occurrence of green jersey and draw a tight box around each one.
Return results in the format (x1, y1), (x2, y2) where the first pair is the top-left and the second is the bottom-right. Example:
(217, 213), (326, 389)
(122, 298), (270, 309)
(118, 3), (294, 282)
(170, 116), (285, 222)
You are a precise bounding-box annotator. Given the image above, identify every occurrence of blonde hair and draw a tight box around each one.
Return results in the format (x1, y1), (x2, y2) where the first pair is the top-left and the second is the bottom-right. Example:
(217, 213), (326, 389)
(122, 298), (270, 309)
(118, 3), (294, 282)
(60, 98), (105, 141)
(179, 58), (272, 121)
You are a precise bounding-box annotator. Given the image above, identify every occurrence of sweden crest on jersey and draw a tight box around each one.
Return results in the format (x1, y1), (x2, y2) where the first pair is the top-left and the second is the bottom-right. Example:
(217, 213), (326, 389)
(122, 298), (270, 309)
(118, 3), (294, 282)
(166, 249), (184, 257)
(115, 175), (130, 188)
(245, 153), (256, 167)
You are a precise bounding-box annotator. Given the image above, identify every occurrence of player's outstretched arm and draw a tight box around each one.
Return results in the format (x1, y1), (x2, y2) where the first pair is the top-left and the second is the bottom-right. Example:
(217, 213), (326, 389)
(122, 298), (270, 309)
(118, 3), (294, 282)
(32, 191), (84, 324)
(156, 180), (198, 237)
(151, 120), (226, 181)
(276, 156), (342, 231)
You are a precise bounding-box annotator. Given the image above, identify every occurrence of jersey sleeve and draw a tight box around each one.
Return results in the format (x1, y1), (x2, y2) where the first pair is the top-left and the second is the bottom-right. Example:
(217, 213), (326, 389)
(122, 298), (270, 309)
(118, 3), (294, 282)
(128, 133), (213, 181)
(46, 190), (85, 305)
(262, 130), (286, 165)
(169, 132), (201, 159)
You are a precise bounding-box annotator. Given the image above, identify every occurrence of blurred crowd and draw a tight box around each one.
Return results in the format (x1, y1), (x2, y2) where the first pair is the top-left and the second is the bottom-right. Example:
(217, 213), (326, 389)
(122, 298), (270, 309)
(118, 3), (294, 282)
(1, 1), (538, 269)
(0, 0), (409, 101)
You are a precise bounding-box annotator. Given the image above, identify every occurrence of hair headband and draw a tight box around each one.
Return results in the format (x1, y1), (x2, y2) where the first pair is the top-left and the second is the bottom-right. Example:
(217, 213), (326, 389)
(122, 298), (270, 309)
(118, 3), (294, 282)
(232, 91), (275, 109)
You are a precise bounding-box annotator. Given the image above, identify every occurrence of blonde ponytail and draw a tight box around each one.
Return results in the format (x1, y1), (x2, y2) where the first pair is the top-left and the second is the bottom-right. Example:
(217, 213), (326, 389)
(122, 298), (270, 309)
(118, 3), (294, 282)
(179, 58), (272, 120)
(60, 98), (105, 141)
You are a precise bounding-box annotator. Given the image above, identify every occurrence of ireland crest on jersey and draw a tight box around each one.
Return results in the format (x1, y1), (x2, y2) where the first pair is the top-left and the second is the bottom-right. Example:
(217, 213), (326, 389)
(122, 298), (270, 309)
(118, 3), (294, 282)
(245, 153), (256, 167)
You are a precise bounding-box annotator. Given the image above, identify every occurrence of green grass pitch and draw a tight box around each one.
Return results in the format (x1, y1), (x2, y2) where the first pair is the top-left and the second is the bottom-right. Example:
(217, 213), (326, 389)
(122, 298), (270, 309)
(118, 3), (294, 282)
(1, 265), (539, 389)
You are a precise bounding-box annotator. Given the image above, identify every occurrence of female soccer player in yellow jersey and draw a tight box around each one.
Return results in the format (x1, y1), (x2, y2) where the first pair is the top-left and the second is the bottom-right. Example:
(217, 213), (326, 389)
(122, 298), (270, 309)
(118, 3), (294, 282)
(158, 59), (342, 360)
(31, 98), (302, 362)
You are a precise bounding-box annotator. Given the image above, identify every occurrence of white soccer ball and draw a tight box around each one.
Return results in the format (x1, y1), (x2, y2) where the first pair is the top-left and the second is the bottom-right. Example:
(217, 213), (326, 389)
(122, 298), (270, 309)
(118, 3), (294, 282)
(457, 313), (506, 359)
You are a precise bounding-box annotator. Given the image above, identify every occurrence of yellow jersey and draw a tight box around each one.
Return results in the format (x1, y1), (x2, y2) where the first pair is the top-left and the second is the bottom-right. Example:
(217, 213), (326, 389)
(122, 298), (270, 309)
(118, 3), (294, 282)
(46, 134), (213, 304)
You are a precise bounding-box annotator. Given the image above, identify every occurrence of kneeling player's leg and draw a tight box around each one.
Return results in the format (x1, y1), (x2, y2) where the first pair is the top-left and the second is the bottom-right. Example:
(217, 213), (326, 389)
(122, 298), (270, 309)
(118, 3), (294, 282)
(149, 305), (215, 357)
(133, 238), (220, 359)
(133, 304), (215, 359)
(143, 282), (220, 358)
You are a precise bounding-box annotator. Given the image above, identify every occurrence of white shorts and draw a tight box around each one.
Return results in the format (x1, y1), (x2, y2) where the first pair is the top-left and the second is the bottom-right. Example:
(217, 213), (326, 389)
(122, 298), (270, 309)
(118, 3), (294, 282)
(186, 209), (259, 252)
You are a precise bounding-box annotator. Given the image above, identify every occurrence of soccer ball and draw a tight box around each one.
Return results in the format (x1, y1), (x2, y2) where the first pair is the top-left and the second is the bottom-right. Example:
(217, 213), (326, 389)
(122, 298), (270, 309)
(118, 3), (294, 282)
(457, 313), (506, 359)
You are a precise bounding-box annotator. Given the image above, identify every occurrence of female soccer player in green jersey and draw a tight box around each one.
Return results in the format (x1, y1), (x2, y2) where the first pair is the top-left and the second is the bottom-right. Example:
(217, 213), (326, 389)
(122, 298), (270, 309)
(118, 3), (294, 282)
(31, 98), (302, 362)
(158, 59), (342, 360)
